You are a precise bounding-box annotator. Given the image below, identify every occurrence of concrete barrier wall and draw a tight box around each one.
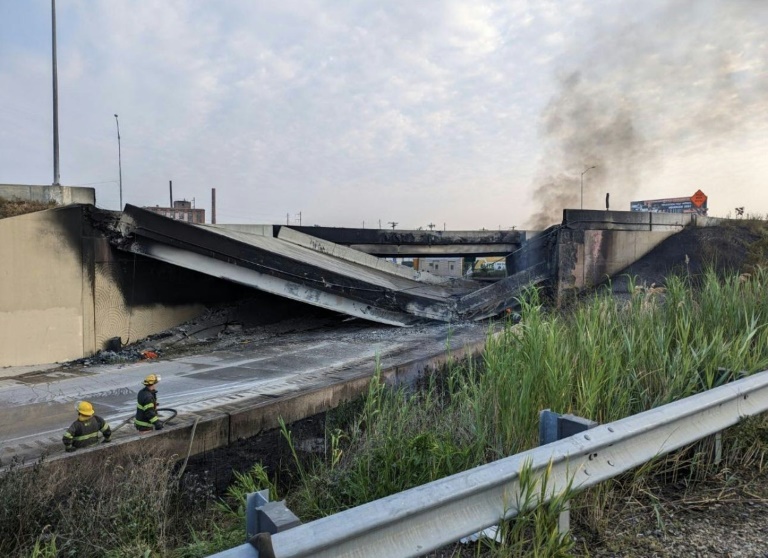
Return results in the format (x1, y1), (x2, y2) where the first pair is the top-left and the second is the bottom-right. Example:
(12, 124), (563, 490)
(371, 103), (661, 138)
(0, 184), (96, 205)
(205, 224), (275, 236)
(562, 209), (695, 231)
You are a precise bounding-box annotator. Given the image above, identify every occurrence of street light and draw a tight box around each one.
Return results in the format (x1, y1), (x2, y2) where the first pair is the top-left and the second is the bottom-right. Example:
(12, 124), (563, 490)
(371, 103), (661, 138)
(114, 114), (123, 210)
(580, 165), (596, 210)
(52, 0), (60, 185)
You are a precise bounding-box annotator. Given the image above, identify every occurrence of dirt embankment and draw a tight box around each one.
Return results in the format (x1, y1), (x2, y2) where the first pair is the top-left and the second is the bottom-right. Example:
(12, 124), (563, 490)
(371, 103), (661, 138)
(610, 220), (768, 293)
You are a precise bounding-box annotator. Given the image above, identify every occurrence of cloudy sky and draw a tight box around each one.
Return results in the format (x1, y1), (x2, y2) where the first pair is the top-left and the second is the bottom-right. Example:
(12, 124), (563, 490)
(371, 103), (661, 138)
(1, 1), (766, 229)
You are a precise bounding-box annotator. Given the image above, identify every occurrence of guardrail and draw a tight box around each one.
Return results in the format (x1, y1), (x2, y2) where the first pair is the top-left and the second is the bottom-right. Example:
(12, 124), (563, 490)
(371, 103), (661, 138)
(211, 369), (768, 558)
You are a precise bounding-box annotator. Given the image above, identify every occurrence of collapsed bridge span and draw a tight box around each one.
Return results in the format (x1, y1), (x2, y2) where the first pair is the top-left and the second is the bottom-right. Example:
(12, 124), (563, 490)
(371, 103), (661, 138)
(115, 205), (542, 325)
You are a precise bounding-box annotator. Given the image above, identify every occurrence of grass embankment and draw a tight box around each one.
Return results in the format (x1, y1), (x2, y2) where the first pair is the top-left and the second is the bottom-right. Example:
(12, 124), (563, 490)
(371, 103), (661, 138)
(0, 197), (57, 219)
(3, 268), (768, 557)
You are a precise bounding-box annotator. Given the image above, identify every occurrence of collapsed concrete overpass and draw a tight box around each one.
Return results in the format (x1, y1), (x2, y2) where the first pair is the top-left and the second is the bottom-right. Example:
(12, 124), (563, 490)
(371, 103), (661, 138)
(115, 205), (546, 326)
(0, 203), (718, 368)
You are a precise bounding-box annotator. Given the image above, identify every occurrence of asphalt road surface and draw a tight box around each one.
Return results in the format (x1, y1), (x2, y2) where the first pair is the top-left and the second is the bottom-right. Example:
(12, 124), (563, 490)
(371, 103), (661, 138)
(0, 320), (490, 467)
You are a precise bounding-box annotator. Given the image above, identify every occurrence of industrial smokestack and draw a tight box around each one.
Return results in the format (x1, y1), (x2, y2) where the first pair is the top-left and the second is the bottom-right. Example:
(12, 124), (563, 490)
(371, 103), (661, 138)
(169, 180), (173, 207)
(606, 192), (610, 211)
(211, 188), (216, 224)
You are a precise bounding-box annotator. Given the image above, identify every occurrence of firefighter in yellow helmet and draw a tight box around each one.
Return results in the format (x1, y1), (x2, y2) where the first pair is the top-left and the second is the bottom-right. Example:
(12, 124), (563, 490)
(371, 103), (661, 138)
(62, 401), (111, 452)
(135, 374), (163, 432)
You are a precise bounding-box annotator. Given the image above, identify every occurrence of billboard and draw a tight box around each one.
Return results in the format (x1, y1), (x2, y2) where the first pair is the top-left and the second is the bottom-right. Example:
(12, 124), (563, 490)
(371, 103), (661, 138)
(630, 190), (708, 215)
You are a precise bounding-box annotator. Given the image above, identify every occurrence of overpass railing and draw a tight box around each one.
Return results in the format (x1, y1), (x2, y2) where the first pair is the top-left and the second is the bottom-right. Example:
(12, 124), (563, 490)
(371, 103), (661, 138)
(210, 369), (768, 558)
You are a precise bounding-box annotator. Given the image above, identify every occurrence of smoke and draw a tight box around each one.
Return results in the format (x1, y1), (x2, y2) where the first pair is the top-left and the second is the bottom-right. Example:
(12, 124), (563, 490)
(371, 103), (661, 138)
(526, 1), (768, 229)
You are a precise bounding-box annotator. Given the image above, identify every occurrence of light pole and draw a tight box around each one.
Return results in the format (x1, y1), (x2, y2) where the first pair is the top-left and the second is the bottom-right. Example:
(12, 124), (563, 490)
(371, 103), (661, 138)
(580, 165), (596, 210)
(114, 114), (123, 209)
(51, 0), (60, 185)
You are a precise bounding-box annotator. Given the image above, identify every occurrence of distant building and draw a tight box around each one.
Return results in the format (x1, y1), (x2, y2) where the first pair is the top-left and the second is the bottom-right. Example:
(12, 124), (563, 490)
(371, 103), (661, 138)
(473, 257), (506, 272)
(413, 257), (464, 278)
(144, 200), (205, 224)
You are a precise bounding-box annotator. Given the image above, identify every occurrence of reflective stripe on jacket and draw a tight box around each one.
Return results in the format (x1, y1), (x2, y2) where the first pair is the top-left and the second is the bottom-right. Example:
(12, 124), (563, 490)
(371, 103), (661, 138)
(134, 386), (159, 429)
(62, 415), (111, 449)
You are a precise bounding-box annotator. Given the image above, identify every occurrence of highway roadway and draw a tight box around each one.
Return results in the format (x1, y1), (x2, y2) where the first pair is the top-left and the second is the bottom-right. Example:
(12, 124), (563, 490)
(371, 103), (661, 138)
(0, 320), (492, 467)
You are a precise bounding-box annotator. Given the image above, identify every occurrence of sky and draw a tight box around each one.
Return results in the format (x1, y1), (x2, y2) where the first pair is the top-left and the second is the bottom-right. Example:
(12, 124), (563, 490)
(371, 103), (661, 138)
(1, 1), (767, 230)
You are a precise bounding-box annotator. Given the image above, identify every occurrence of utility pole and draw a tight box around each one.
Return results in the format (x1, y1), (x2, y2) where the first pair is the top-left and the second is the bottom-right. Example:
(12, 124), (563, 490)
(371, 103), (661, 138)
(388, 221), (398, 230)
(427, 223), (436, 230)
(51, 0), (60, 185)
(286, 213), (289, 225)
(296, 212), (302, 226)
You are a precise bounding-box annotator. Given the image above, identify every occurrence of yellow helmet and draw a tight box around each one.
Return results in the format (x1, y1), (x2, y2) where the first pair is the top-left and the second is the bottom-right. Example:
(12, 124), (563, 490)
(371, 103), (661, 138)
(143, 374), (161, 386)
(76, 401), (94, 417)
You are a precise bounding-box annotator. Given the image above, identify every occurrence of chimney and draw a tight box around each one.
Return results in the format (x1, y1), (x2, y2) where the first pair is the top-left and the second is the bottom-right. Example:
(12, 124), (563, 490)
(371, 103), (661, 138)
(211, 188), (216, 224)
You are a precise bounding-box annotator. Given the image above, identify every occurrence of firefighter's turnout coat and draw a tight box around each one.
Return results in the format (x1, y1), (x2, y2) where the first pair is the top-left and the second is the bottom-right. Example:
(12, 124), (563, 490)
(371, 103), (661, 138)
(62, 415), (111, 450)
(135, 386), (160, 431)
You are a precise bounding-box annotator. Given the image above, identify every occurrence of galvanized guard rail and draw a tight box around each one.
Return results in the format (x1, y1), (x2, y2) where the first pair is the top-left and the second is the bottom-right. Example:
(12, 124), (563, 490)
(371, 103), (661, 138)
(211, 369), (768, 558)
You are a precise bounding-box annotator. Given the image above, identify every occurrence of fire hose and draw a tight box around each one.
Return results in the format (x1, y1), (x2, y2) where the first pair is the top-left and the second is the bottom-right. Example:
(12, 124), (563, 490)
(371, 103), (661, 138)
(110, 407), (178, 433)
(103, 407), (199, 480)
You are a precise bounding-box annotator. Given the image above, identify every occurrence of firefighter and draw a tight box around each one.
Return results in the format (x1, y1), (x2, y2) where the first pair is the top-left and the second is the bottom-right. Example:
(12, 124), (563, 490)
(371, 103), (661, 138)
(62, 401), (112, 452)
(135, 373), (164, 432)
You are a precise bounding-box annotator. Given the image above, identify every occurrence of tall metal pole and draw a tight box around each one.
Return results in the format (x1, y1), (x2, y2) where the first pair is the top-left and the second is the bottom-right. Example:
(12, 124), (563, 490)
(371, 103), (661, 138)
(114, 114), (123, 209)
(580, 165), (596, 210)
(51, 0), (60, 185)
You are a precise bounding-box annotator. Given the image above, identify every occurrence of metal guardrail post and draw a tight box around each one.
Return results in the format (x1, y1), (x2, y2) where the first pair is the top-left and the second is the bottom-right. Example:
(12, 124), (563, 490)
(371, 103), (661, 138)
(246, 490), (270, 541)
(216, 490), (301, 558)
(539, 409), (598, 533)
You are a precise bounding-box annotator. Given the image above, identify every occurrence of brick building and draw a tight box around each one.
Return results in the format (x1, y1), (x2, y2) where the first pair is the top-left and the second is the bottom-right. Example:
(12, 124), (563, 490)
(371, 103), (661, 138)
(144, 200), (205, 224)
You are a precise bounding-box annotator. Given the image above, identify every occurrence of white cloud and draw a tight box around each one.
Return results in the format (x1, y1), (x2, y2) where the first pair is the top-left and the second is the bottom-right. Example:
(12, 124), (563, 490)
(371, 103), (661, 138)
(1, 0), (766, 229)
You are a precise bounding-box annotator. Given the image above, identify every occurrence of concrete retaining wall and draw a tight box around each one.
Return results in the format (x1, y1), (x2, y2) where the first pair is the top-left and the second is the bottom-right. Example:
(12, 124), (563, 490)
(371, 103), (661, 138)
(91, 236), (206, 349)
(0, 206), (249, 367)
(0, 207), (93, 366)
(555, 210), (721, 303)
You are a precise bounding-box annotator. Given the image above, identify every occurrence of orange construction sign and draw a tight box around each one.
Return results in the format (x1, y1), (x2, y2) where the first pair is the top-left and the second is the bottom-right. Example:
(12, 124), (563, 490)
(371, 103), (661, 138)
(690, 190), (707, 208)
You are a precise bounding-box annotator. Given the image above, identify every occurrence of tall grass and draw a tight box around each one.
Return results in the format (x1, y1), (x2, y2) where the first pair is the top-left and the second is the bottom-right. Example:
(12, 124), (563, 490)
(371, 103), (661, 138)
(473, 268), (768, 459)
(283, 368), (485, 518)
(0, 449), (222, 558)
(279, 266), (768, 553)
